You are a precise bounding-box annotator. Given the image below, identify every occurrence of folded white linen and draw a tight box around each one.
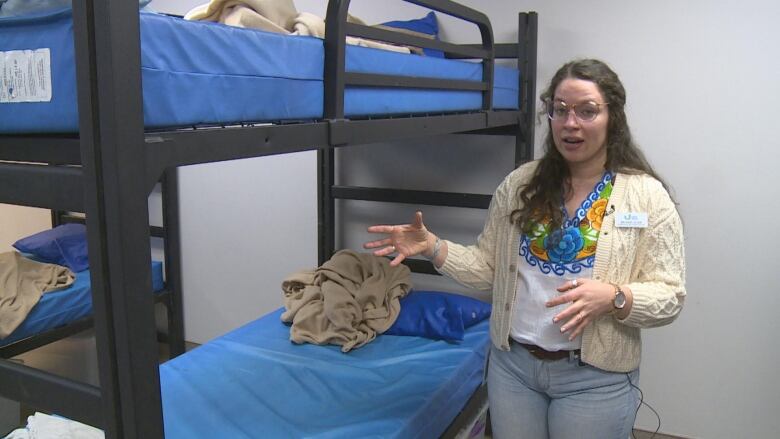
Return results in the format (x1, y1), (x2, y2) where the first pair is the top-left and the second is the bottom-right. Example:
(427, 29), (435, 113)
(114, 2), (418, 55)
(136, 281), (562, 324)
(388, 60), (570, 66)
(3, 412), (104, 439)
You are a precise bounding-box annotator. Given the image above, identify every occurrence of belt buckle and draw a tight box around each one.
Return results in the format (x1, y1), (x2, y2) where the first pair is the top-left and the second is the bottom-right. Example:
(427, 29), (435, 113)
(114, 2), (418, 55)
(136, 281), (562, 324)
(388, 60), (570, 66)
(527, 346), (542, 355)
(527, 346), (551, 361)
(522, 344), (543, 358)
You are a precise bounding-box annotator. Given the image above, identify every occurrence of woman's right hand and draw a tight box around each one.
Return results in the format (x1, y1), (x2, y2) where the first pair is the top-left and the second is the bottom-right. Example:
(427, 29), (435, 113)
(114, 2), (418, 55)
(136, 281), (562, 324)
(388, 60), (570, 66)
(363, 211), (432, 266)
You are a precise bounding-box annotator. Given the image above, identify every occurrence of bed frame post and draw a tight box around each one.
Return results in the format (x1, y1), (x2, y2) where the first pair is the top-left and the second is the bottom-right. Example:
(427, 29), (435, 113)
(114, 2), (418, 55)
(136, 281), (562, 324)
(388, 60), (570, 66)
(324, 0), (349, 122)
(72, 0), (164, 437)
(51, 208), (63, 228)
(476, 8), (494, 111)
(516, 12), (538, 167)
(162, 168), (185, 357)
(319, 0), (351, 264)
(317, 149), (336, 265)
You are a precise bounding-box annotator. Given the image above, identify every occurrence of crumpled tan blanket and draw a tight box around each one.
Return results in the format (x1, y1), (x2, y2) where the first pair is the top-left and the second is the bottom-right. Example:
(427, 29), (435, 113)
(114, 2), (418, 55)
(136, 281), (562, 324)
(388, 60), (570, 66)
(184, 0), (418, 54)
(281, 249), (411, 352)
(0, 252), (75, 339)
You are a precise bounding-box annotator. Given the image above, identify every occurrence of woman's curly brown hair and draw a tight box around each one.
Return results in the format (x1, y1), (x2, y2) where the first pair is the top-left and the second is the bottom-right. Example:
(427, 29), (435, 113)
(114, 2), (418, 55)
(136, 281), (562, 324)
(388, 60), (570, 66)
(511, 59), (672, 232)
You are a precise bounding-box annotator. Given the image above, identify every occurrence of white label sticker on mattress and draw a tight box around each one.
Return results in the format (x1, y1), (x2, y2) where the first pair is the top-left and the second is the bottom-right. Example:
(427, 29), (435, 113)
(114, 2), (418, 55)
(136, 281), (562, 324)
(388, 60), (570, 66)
(1, 48), (52, 103)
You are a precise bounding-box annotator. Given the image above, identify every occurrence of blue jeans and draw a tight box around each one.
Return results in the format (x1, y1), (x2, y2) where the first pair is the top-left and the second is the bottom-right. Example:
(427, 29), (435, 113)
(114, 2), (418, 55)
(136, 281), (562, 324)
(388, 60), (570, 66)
(487, 344), (640, 439)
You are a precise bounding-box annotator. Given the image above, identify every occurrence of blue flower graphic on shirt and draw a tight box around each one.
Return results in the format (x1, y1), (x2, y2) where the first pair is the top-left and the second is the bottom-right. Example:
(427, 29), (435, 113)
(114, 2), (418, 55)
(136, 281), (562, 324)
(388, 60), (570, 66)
(543, 226), (584, 263)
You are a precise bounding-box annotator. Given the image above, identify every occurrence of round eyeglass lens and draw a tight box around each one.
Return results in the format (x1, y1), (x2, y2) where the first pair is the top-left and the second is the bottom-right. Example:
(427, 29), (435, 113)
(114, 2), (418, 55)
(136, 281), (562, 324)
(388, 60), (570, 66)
(547, 102), (568, 120)
(574, 102), (600, 121)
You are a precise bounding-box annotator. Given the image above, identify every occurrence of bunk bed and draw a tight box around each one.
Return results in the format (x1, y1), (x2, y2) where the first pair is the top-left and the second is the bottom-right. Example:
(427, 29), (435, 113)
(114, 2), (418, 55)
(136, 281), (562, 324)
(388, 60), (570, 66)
(0, 191), (185, 361)
(0, 0), (537, 438)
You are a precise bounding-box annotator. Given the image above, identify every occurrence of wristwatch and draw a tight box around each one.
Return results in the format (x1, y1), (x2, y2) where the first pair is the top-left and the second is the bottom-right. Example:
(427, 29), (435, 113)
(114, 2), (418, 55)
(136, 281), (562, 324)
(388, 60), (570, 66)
(612, 284), (627, 310)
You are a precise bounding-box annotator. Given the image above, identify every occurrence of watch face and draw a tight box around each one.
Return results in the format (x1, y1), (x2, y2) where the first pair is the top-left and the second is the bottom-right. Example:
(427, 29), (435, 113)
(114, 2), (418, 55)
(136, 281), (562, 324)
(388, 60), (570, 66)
(614, 291), (627, 309)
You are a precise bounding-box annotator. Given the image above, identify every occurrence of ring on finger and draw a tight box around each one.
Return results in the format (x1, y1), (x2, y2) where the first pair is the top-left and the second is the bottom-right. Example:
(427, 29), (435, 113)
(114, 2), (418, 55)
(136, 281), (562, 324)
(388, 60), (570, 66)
(571, 279), (578, 288)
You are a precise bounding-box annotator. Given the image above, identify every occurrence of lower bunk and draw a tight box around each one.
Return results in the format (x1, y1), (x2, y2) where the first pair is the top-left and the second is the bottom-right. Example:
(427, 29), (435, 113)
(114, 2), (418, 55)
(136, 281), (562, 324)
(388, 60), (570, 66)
(0, 260), (166, 359)
(6, 306), (491, 438)
(161, 307), (490, 438)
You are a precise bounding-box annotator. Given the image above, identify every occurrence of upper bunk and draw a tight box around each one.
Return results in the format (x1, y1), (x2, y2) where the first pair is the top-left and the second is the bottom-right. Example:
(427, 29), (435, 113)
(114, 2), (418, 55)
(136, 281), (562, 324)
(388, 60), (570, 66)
(0, 0), (537, 212)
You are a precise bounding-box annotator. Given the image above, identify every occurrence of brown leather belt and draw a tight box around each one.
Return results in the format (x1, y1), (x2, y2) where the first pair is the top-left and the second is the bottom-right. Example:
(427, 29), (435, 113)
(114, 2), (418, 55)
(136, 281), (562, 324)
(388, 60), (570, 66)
(514, 340), (579, 361)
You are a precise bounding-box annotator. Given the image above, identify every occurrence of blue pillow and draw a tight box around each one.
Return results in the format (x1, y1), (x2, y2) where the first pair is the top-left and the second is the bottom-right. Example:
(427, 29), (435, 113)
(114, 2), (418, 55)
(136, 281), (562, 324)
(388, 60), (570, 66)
(13, 223), (89, 272)
(381, 12), (444, 58)
(385, 290), (491, 341)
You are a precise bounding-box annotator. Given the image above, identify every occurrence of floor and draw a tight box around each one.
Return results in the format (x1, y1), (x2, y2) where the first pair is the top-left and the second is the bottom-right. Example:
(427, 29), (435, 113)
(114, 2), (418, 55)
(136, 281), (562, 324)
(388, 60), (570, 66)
(456, 409), (691, 438)
(482, 429), (687, 439)
(485, 430), (691, 439)
(632, 431), (688, 439)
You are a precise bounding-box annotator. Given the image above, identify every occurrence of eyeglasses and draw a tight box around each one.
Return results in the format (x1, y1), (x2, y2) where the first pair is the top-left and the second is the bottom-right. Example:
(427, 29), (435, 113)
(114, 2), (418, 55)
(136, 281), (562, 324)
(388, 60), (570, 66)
(546, 100), (608, 122)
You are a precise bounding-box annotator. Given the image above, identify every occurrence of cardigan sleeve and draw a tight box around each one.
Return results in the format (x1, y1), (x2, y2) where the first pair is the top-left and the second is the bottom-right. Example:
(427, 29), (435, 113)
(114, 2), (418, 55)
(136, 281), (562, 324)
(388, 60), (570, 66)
(619, 178), (687, 328)
(438, 164), (527, 291)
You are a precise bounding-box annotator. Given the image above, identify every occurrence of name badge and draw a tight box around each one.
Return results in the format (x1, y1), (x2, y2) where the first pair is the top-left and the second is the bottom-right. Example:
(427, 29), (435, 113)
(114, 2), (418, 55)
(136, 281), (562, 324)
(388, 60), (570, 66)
(615, 212), (648, 228)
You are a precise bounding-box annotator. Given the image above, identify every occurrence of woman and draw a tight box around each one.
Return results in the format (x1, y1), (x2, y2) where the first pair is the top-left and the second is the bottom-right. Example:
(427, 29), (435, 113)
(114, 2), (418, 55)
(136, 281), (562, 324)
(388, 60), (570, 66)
(363, 59), (686, 439)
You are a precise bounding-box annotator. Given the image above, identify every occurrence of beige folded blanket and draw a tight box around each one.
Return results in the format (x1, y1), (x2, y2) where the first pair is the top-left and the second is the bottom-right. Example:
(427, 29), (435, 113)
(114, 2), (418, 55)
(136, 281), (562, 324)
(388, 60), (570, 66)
(281, 249), (411, 352)
(0, 252), (75, 339)
(185, 0), (416, 54)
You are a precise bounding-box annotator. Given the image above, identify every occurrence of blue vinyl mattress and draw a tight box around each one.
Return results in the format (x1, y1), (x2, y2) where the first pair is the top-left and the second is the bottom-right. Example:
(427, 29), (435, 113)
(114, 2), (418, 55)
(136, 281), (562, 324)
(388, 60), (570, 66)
(0, 9), (519, 133)
(160, 307), (490, 439)
(0, 260), (165, 346)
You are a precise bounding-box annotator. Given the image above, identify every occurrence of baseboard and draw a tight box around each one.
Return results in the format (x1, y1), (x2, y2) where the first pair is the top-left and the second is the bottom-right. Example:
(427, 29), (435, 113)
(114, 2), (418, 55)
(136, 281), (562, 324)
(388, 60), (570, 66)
(633, 428), (694, 439)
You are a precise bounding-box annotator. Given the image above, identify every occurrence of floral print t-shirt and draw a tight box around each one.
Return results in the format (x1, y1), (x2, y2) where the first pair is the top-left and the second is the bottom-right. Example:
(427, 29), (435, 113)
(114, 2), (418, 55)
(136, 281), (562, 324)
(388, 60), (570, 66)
(510, 171), (613, 351)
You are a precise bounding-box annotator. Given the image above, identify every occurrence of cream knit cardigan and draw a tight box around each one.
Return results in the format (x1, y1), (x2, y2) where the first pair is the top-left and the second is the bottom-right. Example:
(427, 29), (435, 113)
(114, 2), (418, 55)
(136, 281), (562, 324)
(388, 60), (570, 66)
(439, 160), (686, 372)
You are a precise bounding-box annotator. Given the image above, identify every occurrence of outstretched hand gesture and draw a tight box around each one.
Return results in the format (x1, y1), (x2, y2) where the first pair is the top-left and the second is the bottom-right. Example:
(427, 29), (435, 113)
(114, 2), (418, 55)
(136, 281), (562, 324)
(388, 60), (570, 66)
(363, 211), (431, 267)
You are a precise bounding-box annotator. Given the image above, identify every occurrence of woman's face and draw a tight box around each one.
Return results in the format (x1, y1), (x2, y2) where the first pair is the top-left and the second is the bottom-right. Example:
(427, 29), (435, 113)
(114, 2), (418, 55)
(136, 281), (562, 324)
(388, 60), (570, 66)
(550, 78), (609, 170)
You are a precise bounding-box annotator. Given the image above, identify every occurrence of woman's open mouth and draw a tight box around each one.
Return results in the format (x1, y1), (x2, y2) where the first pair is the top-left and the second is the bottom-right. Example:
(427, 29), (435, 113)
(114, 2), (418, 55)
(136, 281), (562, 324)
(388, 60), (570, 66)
(562, 137), (584, 150)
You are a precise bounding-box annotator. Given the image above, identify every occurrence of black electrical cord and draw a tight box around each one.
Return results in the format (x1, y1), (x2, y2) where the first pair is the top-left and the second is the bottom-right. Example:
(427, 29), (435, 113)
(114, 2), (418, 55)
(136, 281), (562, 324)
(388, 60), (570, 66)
(627, 373), (661, 439)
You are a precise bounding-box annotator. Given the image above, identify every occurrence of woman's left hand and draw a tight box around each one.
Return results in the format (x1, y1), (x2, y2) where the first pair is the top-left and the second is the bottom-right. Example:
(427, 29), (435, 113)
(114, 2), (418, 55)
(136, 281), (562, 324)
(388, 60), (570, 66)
(546, 279), (616, 341)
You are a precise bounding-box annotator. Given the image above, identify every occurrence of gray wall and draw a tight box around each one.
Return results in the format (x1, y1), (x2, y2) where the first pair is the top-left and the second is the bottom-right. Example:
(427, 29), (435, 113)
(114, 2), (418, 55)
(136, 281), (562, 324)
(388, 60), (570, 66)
(0, 205), (50, 251)
(176, 154), (317, 342)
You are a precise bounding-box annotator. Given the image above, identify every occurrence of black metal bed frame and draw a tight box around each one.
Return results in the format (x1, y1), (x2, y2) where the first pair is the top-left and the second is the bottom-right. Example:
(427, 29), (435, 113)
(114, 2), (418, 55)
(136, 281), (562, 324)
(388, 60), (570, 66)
(0, 0), (537, 437)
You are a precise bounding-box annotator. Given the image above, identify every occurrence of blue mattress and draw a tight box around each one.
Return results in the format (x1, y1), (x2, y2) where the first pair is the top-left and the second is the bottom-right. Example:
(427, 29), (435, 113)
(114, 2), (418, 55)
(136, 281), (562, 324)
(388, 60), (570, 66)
(160, 307), (490, 439)
(0, 260), (165, 346)
(0, 9), (519, 133)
